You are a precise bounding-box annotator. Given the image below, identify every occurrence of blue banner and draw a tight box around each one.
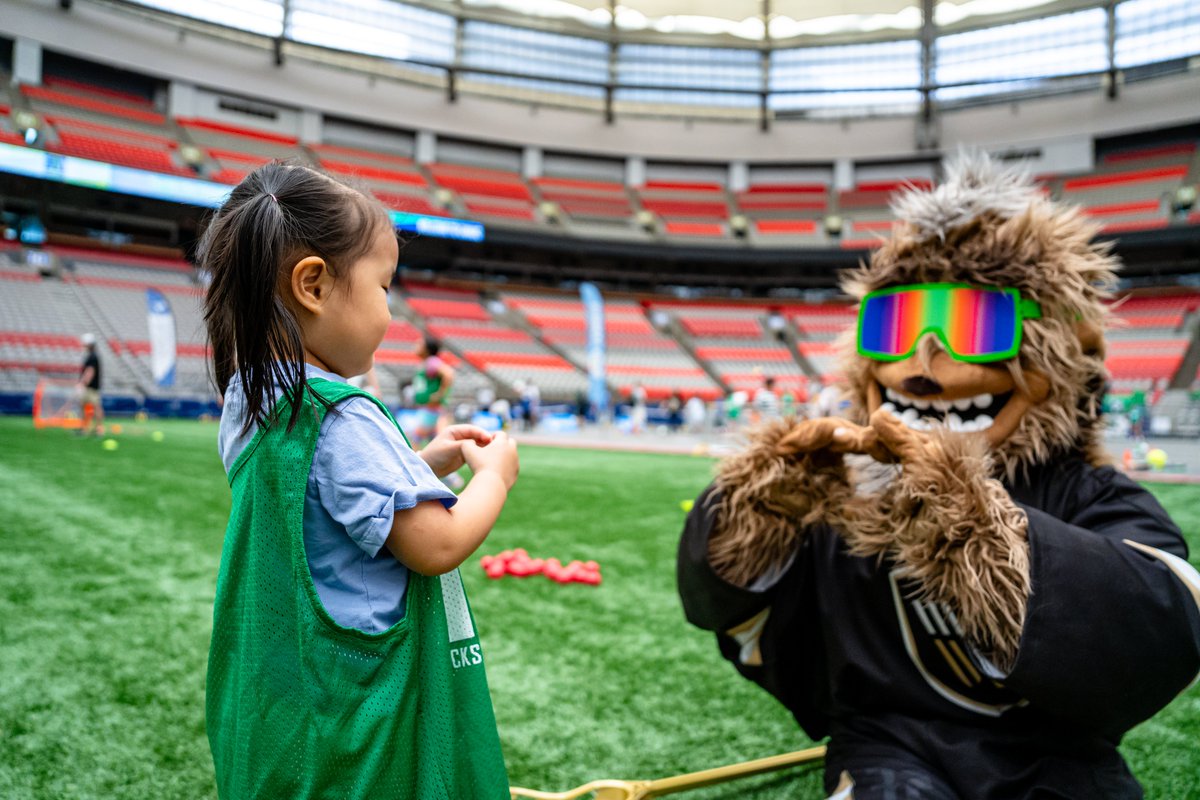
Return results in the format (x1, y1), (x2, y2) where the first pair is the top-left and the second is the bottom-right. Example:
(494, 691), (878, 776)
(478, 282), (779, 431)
(0, 142), (230, 207)
(146, 288), (177, 388)
(579, 281), (608, 418)
(0, 143), (487, 242)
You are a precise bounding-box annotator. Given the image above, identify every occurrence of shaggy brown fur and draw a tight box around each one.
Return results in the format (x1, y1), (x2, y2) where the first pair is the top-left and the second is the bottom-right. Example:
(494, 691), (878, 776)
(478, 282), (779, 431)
(709, 155), (1117, 666)
(710, 417), (856, 584)
(830, 424), (1030, 668)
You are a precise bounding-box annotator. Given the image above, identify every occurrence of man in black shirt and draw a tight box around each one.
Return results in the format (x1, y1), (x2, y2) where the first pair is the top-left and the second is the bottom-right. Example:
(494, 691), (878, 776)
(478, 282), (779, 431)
(78, 332), (104, 436)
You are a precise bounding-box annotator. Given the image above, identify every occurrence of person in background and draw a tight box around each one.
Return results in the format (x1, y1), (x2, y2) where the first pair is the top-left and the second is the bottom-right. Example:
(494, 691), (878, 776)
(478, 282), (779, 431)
(77, 333), (105, 437)
(812, 382), (844, 419)
(574, 388), (590, 427)
(520, 379), (541, 432)
(780, 387), (797, 419)
(666, 392), (684, 432)
(476, 383), (496, 417)
(683, 394), (707, 433)
(412, 337), (454, 442)
(489, 396), (512, 429)
(630, 382), (649, 434)
(751, 375), (780, 423)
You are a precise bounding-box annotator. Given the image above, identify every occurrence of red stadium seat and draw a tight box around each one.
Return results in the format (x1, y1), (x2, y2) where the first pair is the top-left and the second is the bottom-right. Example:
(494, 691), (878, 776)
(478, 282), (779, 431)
(642, 199), (729, 219)
(681, 318), (763, 337)
(754, 219), (818, 235)
(372, 191), (447, 217)
(49, 131), (192, 176)
(694, 346), (792, 361)
(465, 352), (573, 369)
(406, 297), (490, 321)
(22, 84), (165, 125)
(663, 221), (725, 236)
(643, 180), (723, 192)
(177, 117), (299, 145)
(1101, 142), (1196, 165)
(1062, 165), (1189, 192)
(320, 158), (427, 187)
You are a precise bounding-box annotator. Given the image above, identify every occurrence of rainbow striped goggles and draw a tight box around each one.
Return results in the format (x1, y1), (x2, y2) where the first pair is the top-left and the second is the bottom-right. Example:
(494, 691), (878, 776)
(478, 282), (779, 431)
(857, 283), (1042, 363)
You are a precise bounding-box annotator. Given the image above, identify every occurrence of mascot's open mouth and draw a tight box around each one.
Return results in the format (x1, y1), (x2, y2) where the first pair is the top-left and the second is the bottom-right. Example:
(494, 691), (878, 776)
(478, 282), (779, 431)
(877, 383), (1013, 433)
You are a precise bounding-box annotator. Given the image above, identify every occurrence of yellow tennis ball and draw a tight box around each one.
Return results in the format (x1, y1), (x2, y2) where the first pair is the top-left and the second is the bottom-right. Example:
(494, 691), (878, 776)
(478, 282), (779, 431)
(680, 499), (694, 513)
(102, 439), (119, 451)
(1146, 448), (1167, 470)
(152, 431), (165, 442)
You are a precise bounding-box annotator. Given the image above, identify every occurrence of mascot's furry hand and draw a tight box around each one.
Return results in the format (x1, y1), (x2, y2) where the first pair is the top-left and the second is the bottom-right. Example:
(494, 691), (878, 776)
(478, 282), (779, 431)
(708, 416), (886, 590)
(710, 410), (1031, 668)
(837, 410), (1031, 669)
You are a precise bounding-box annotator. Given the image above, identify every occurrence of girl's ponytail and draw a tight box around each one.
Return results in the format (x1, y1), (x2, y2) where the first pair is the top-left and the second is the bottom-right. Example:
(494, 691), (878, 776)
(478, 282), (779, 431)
(200, 162), (391, 435)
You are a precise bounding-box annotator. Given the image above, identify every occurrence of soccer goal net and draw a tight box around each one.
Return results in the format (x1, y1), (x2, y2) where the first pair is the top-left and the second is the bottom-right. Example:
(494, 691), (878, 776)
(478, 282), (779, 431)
(33, 378), (86, 430)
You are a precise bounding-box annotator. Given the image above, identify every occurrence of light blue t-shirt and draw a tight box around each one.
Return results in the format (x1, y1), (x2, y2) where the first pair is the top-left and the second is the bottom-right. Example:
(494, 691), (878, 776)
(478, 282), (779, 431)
(218, 364), (457, 633)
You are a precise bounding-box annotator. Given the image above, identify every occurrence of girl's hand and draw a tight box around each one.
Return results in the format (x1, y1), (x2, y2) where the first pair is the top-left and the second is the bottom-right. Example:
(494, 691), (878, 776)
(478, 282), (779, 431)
(462, 430), (519, 490)
(420, 425), (494, 478)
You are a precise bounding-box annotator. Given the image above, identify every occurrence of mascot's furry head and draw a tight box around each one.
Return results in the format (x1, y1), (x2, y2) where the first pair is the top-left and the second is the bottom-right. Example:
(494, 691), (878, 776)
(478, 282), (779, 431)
(710, 154), (1122, 662)
(838, 151), (1116, 480)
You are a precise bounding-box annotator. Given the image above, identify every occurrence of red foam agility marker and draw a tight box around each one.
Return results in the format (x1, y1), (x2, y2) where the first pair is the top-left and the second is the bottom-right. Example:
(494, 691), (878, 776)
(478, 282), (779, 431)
(480, 551), (601, 584)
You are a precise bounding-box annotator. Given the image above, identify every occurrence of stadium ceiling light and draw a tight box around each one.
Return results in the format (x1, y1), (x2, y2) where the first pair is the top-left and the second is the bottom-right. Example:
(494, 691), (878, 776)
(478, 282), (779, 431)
(1174, 186), (1197, 213)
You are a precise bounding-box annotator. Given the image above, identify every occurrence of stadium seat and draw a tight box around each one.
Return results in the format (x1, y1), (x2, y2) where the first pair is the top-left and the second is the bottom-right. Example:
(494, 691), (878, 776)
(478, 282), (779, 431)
(21, 83), (166, 125)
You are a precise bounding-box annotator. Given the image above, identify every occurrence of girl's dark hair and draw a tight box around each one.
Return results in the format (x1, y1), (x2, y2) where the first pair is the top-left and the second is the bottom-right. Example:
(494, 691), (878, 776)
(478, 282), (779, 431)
(200, 161), (392, 435)
(424, 338), (441, 357)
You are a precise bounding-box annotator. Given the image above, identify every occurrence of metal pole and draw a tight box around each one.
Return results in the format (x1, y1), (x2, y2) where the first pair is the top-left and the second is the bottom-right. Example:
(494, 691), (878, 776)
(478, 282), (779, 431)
(605, 0), (617, 125)
(917, 0), (937, 151)
(759, 0), (771, 133)
(449, 0), (464, 104)
(274, 0), (291, 67)
(1105, 0), (1119, 100)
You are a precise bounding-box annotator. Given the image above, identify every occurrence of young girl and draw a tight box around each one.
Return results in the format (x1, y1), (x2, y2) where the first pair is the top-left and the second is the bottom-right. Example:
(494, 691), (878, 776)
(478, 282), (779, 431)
(201, 163), (518, 799)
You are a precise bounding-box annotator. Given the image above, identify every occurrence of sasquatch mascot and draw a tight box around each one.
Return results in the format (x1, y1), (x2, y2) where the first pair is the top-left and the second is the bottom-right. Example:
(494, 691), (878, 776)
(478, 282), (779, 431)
(678, 154), (1200, 799)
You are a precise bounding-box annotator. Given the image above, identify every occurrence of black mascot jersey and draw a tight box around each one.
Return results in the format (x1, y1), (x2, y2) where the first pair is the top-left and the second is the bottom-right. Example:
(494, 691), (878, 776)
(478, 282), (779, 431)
(678, 454), (1200, 800)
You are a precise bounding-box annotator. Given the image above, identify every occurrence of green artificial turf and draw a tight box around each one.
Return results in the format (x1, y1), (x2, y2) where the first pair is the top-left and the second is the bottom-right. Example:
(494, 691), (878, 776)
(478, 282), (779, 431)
(0, 416), (1197, 798)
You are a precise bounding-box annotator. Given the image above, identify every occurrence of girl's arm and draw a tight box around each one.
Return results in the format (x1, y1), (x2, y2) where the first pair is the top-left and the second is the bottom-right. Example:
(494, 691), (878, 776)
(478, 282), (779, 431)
(385, 431), (518, 575)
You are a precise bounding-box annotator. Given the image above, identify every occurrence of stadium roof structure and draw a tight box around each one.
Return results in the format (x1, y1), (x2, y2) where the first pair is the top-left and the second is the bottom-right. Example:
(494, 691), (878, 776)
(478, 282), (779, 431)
(108, 0), (1198, 126)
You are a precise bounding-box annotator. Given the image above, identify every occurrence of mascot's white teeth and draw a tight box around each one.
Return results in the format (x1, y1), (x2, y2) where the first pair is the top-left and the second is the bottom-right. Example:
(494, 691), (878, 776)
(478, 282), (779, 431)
(879, 386), (1010, 433)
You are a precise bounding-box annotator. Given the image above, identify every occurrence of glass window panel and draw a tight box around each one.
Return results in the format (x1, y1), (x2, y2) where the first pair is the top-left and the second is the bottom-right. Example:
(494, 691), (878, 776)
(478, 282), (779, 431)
(935, 9), (1107, 100)
(462, 21), (609, 86)
(770, 40), (921, 92)
(617, 44), (761, 91)
(131, 0), (284, 37)
(289, 0), (456, 64)
(1115, 0), (1200, 67)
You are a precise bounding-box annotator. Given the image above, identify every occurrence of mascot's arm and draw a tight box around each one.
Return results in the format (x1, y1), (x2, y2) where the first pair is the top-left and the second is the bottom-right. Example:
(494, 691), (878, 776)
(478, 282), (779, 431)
(1004, 467), (1200, 739)
(678, 484), (776, 635)
(677, 482), (831, 739)
(701, 417), (871, 588)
